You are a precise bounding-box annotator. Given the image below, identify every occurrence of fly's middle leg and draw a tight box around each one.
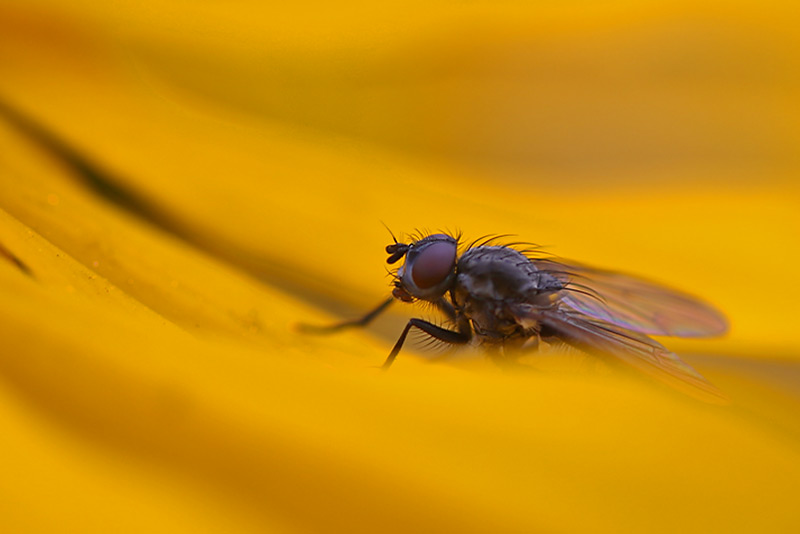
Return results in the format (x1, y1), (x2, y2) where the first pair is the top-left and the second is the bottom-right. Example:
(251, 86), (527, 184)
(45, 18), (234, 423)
(485, 334), (539, 369)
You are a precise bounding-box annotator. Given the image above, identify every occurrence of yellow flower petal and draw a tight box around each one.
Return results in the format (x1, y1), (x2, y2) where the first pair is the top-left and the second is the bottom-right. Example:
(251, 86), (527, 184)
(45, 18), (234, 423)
(1, 2), (800, 532)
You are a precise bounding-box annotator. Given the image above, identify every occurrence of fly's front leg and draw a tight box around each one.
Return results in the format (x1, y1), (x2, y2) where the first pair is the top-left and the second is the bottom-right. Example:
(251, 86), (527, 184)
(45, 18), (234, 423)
(297, 298), (393, 334)
(382, 319), (471, 369)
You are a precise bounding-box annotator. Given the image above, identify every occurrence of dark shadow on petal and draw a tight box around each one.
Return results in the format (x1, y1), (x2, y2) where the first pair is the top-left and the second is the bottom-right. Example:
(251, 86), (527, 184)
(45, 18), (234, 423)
(0, 240), (33, 277)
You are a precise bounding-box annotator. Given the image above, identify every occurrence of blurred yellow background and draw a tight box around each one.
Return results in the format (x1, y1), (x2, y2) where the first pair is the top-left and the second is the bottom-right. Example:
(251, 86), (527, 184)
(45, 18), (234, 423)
(1, 1), (799, 532)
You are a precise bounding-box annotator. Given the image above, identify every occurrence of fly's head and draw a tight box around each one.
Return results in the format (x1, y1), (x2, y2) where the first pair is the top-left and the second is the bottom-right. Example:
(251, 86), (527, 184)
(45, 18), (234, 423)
(386, 233), (458, 303)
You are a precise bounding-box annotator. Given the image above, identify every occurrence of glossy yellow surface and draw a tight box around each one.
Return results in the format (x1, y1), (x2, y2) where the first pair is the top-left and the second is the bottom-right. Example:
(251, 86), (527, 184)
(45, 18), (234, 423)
(1, 1), (799, 532)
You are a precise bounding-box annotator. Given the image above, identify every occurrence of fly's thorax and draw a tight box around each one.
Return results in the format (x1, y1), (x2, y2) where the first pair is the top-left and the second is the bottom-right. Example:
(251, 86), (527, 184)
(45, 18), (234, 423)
(454, 246), (544, 303)
(453, 246), (564, 337)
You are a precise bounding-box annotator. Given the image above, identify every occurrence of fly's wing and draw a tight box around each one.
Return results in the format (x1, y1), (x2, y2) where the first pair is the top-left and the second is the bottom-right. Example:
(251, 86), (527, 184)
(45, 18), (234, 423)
(532, 259), (728, 338)
(510, 304), (728, 404)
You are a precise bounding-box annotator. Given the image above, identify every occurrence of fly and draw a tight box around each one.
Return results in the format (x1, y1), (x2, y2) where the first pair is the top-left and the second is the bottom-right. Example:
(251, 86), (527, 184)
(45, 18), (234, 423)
(302, 232), (729, 403)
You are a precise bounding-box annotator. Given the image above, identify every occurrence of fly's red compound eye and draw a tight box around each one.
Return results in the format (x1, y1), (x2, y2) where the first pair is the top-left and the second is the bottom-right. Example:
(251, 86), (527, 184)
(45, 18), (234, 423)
(410, 240), (457, 289)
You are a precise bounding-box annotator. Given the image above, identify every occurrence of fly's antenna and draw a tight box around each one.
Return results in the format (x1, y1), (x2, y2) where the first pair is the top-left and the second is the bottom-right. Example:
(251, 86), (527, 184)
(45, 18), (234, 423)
(382, 222), (410, 264)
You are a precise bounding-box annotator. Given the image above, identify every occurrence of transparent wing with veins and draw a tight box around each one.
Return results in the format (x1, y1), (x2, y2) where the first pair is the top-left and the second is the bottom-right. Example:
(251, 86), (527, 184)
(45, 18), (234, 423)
(509, 304), (729, 404)
(533, 258), (728, 338)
